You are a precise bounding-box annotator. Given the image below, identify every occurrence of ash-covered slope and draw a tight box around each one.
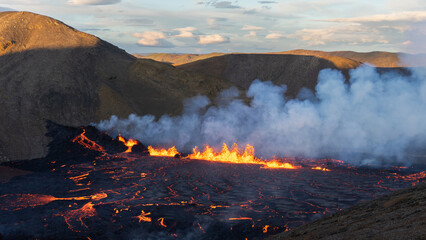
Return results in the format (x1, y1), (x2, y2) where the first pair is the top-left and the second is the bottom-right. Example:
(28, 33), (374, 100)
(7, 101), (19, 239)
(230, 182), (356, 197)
(0, 11), (229, 161)
(269, 183), (426, 240)
(178, 54), (360, 98)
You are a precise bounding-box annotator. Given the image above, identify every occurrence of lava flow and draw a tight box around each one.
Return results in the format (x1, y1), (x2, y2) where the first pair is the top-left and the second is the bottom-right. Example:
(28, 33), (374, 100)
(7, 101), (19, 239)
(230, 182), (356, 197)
(0, 126), (424, 240)
(148, 143), (299, 169)
(118, 134), (138, 153)
(71, 129), (105, 152)
(148, 145), (179, 157)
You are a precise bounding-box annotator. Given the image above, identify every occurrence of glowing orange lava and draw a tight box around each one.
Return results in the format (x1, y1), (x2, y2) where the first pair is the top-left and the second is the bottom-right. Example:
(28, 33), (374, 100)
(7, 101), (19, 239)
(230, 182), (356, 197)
(188, 143), (299, 169)
(148, 146), (179, 157)
(263, 225), (269, 233)
(134, 210), (151, 223)
(72, 129), (105, 152)
(228, 217), (253, 221)
(61, 202), (97, 231)
(312, 166), (331, 171)
(399, 171), (426, 186)
(157, 217), (167, 227)
(118, 134), (138, 153)
(263, 161), (298, 169)
(0, 192), (107, 211)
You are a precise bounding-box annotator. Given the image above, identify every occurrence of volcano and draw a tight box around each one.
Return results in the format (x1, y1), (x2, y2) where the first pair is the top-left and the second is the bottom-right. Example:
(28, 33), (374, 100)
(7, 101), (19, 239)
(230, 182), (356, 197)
(0, 123), (424, 239)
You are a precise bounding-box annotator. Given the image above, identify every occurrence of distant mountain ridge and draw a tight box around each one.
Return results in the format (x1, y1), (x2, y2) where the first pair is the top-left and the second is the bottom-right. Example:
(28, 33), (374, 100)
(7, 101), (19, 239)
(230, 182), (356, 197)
(135, 52), (226, 66)
(141, 50), (425, 68)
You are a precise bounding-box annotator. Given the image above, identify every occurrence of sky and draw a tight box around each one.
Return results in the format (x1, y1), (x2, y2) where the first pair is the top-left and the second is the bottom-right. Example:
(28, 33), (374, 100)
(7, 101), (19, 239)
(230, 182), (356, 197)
(1, 0), (425, 54)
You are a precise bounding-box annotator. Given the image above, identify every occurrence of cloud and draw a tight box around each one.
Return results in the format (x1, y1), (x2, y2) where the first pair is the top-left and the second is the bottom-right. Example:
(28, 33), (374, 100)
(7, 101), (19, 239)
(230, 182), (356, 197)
(207, 17), (227, 29)
(243, 9), (257, 15)
(203, 1), (240, 9)
(323, 11), (426, 23)
(0, 0), (39, 4)
(198, 34), (228, 44)
(215, 1), (240, 8)
(67, 0), (121, 5)
(287, 25), (390, 46)
(174, 27), (197, 38)
(123, 18), (154, 27)
(241, 25), (265, 31)
(265, 32), (283, 39)
(258, 1), (277, 3)
(133, 31), (167, 46)
(244, 31), (257, 38)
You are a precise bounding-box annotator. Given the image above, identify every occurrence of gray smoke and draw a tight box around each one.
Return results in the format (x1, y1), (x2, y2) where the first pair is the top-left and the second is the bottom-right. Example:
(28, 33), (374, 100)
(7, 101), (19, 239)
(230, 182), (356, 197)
(95, 65), (426, 165)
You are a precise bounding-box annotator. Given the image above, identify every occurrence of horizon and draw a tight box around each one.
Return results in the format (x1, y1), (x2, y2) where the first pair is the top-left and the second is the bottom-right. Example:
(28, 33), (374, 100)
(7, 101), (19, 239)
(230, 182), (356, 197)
(1, 0), (425, 54)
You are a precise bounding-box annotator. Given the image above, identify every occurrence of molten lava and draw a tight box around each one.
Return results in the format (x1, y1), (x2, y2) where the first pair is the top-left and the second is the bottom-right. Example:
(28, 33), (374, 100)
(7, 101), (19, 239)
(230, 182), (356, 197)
(118, 135), (138, 153)
(157, 218), (167, 227)
(148, 146), (179, 157)
(312, 166), (331, 172)
(72, 129), (105, 152)
(61, 202), (97, 231)
(188, 143), (298, 169)
(263, 225), (269, 233)
(0, 192), (107, 211)
(134, 210), (152, 223)
(229, 217), (253, 221)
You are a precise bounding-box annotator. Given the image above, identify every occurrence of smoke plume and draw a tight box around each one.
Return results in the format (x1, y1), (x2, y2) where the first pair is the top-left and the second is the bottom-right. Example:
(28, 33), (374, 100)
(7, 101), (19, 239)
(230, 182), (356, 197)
(95, 65), (426, 165)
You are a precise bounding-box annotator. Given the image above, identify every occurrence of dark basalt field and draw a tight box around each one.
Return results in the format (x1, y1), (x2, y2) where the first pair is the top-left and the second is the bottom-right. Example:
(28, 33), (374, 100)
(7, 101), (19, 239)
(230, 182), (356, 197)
(0, 123), (424, 240)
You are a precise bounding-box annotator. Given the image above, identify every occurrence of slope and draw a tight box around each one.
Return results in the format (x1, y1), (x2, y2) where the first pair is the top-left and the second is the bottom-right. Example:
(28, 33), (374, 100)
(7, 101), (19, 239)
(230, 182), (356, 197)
(269, 183), (426, 240)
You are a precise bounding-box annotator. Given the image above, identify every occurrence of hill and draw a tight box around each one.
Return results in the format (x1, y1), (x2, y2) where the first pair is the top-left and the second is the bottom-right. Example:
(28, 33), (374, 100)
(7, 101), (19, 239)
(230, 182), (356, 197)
(142, 50), (426, 68)
(269, 183), (426, 240)
(178, 54), (361, 98)
(278, 49), (402, 67)
(136, 52), (225, 66)
(0, 11), (229, 161)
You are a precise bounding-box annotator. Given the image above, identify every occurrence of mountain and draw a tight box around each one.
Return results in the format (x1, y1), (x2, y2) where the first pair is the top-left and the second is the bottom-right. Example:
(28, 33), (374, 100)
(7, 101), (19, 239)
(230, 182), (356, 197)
(269, 183), (426, 240)
(177, 54), (361, 98)
(0, 11), (229, 161)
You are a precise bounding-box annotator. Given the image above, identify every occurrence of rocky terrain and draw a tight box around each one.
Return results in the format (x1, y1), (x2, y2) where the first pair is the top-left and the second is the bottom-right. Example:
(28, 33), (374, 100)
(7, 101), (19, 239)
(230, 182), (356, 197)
(269, 183), (426, 240)
(0, 11), (229, 161)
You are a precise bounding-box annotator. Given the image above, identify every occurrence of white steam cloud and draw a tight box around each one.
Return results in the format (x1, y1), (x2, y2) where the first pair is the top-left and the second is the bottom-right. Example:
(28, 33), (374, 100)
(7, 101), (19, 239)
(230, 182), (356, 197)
(96, 66), (426, 165)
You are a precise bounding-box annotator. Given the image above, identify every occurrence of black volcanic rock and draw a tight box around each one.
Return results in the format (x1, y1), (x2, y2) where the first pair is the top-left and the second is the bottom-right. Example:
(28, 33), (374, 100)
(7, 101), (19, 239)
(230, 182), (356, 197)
(3, 121), (149, 171)
(0, 11), (229, 162)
